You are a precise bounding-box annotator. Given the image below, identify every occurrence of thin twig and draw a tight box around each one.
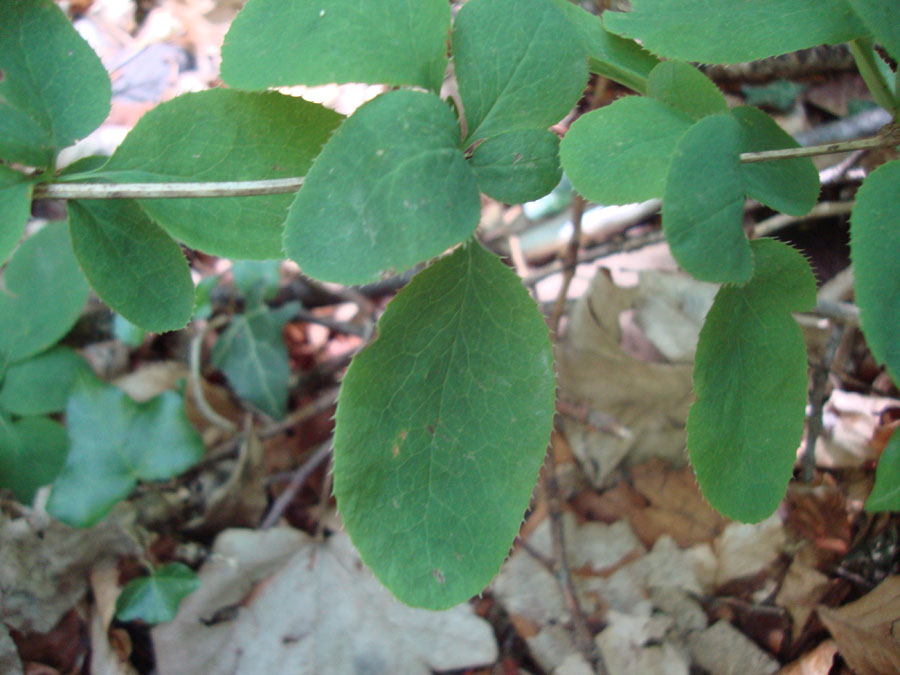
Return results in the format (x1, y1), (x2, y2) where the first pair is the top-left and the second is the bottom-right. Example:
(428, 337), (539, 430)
(259, 387), (340, 439)
(549, 195), (586, 336)
(260, 440), (333, 530)
(751, 200), (855, 238)
(33, 177), (305, 200)
(740, 123), (900, 163)
(802, 324), (844, 482)
(542, 193), (604, 672)
(189, 316), (237, 433)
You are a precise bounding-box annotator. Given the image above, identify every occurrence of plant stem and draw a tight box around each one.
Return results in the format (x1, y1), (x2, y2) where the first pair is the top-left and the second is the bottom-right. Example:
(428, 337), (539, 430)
(739, 125), (900, 163)
(849, 38), (899, 116)
(32, 177), (305, 200)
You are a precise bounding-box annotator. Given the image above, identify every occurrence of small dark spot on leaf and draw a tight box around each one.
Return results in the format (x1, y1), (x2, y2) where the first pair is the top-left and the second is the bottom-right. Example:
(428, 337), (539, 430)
(513, 152), (523, 164)
(426, 424), (435, 435)
(392, 444), (400, 458)
(432, 569), (445, 584)
(0, 68), (5, 82)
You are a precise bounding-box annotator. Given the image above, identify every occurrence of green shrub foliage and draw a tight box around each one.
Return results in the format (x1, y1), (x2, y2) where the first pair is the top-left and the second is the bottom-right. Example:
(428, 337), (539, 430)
(0, 0), (898, 609)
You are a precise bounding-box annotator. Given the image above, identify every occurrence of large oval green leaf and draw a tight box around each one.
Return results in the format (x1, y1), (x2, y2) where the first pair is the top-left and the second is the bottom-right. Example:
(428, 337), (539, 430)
(663, 114), (752, 283)
(454, 0), (588, 145)
(866, 430), (900, 512)
(647, 61), (728, 121)
(851, 159), (900, 385)
(0, 0), (110, 167)
(0, 223), (89, 363)
(285, 90), (480, 285)
(221, 0), (450, 93)
(605, 0), (868, 64)
(0, 166), (33, 265)
(732, 106), (820, 216)
(469, 129), (562, 204)
(333, 241), (555, 609)
(688, 238), (816, 523)
(68, 200), (194, 333)
(561, 96), (692, 205)
(549, 0), (658, 94)
(97, 90), (341, 259)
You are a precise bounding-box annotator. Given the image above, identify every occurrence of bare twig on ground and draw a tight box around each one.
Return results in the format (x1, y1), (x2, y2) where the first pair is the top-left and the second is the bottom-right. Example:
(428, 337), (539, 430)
(542, 194), (606, 673)
(802, 324), (844, 482)
(260, 439), (333, 530)
(189, 315), (237, 433)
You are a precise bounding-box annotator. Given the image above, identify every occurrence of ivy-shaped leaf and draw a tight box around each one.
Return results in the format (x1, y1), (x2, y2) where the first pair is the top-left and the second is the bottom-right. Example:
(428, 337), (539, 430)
(0, 165), (33, 265)
(453, 0), (588, 145)
(334, 241), (555, 609)
(866, 430), (900, 512)
(0, 347), (90, 416)
(0, 414), (68, 503)
(0, 223), (89, 363)
(848, 0), (900, 63)
(662, 114), (752, 283)
(68, 200), (194, 333)
(285, 90), (480, 285)
(469, 129), (562, 204)
(47, 378), (204, 528)
(561, 61), (726, 206)
(851, 159), (900, 385)
(96, 90), (341, 259)
(0, 0), (111, 167)
(688, 239), (816, 523)
(221, 0), (450, 93)
(232, 260), (282, 304)
(211, 303), (299, 420)
(116, 563), (200, 625)
(604, 0), (869, 64)
(549, 0), (658, 94)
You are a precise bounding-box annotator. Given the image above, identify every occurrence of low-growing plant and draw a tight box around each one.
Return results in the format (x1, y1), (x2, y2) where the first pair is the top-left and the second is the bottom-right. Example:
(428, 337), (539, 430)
(0, 0), (898, 612)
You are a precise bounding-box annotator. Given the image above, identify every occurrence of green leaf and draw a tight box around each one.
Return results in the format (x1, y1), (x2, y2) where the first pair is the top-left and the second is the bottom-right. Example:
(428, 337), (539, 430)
(663, 114), (752, 283)
(731, 106), (820, 216)
(232, 260), (281, 304)
(604, 0), (869, 64)
(548, 0), (659, 93)
(285, 90), (480, 285)
(0, 414), (68, 503)
(113, 314), (146, 348)
(560, 96), (692, 204)
(333, 241), (555, 609)
(454, 0), (588, 145)
(192, 275), (220, 321)
(68, 200), (194, 333)
(47, 378), (204, 528)
(647, 61), (728, 121)
(221, 0), (449, 93)
(0, 223), (89, 363)
(0, 347), (90, 416)
(848, 0), (900, 63)
(688, 238), (815, 523)
(0, 0), (111, 167)
(0, 165), (33, 264)
(98, 90), (341, 259)
(851, 159), (900, 385)
(865, 429), (900, 512)
(211, 303), (299, 419)
(115, 562), (200, 625)
(469, 129), (562, 204)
